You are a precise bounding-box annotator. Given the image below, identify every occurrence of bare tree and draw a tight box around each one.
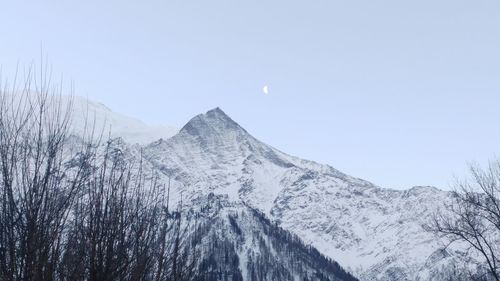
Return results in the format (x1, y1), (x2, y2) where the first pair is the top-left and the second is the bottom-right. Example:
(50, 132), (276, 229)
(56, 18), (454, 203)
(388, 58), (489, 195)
(60, 140), (197, 281)
(0, 66), (198, 281)
(427, 160), (500, 281)
(0, 67), (94, 281)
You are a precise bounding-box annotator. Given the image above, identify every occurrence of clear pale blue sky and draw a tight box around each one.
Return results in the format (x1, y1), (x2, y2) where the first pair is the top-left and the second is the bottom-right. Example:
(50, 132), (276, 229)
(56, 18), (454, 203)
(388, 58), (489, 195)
(1, 0), (499, 189)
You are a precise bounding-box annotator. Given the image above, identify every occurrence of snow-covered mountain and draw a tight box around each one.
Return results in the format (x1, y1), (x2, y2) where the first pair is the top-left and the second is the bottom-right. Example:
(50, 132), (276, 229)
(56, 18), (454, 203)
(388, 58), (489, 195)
(1, 93), (178, 144)
(68, 95), (179, 144)
(136, 107), (464, 280)
(68, 102), (463, 280)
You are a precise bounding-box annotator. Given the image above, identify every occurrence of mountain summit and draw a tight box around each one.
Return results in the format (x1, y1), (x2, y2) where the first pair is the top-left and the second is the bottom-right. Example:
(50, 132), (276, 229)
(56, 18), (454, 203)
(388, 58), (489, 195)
(180, 107), (247, 137)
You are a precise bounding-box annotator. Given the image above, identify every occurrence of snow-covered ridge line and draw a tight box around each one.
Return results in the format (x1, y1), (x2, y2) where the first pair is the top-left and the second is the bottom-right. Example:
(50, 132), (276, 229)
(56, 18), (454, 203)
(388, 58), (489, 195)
(68, 95), (179, 144)
(0, 93), (179, 144)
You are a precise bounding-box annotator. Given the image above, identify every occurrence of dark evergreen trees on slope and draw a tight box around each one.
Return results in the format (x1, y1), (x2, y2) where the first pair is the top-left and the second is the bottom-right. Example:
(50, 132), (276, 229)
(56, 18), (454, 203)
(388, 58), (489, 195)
(189, 196), (358, 281)
(248, 207), (358, 281)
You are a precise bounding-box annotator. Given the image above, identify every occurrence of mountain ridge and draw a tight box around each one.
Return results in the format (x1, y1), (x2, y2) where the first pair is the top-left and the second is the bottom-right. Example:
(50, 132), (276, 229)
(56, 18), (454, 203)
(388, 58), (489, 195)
(134, 107), (463, 280)
(64, 102), (465, 280)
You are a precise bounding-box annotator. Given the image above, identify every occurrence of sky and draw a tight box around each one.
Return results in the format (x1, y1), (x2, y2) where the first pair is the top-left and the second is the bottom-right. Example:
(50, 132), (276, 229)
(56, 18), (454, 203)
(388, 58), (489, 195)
(1, 0), (499, 190)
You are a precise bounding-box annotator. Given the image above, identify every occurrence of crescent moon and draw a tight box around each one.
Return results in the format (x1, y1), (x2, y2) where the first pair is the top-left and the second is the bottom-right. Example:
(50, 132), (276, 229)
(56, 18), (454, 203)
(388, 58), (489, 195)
(263, 85), (269, 95)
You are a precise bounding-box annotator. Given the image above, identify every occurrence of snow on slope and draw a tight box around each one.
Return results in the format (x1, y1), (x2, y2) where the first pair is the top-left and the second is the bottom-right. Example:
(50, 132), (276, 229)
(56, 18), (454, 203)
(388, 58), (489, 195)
(68, 95), (178, 144)
(0, 93), (178, 144)
(139, 107), (466, 281)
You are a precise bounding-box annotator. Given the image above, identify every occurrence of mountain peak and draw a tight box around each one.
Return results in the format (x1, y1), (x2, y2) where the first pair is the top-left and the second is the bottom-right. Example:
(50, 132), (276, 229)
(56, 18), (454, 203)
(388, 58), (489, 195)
(206, 106), (224, 114)
(179, 107), (247, 137)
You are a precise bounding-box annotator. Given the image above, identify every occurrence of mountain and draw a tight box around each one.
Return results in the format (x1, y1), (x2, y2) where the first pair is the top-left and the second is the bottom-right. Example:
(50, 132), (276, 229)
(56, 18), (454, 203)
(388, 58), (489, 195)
(68, 95), (179, 144)
(69, 104), (464, 280)
(2, 93), (179, 144)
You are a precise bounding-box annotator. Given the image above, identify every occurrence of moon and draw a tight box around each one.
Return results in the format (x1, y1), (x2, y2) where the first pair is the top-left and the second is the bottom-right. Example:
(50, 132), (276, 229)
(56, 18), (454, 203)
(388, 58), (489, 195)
(263, 85), (269, 95)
